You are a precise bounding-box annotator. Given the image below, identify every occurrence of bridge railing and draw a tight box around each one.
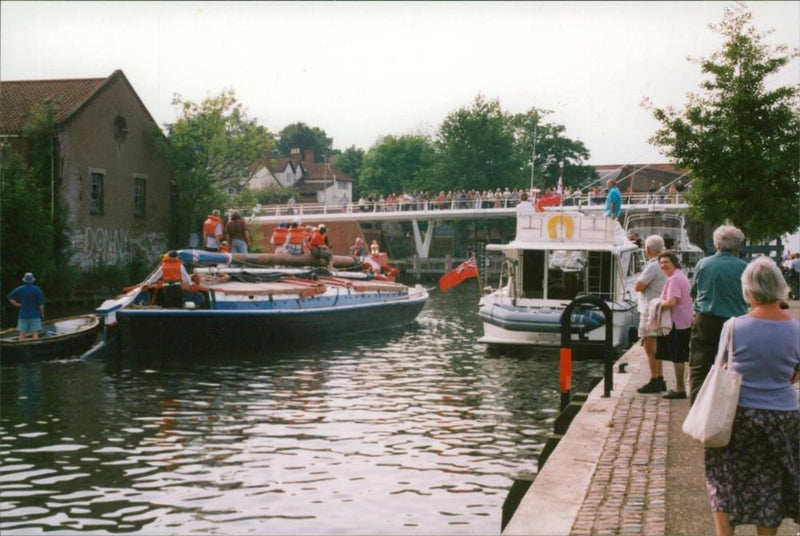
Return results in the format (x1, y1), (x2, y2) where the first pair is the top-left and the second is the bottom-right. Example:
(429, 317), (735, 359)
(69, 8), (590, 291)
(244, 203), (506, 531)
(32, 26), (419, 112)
(230, 192), (688, 219)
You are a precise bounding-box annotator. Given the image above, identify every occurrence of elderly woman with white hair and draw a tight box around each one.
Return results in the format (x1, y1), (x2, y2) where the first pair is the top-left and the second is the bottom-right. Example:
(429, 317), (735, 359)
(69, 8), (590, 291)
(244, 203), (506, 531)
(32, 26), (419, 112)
(704, 256), (800, 535)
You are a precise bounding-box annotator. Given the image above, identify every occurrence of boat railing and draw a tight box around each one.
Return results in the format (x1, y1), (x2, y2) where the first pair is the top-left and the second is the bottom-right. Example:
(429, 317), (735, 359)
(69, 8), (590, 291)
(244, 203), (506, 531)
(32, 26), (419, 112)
(226, 192), (688, 220)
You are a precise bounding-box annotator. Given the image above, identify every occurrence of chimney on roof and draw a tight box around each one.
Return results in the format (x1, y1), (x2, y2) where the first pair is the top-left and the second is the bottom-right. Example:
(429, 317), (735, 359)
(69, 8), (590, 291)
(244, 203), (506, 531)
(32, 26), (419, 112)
(304, 149), (315, 165)
(290, 148), (301, 165)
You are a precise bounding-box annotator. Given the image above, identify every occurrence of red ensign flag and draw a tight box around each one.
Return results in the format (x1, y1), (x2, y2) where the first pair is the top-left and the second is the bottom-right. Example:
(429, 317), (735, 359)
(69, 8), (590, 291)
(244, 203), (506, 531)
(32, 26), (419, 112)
(438, 257), (478, 292)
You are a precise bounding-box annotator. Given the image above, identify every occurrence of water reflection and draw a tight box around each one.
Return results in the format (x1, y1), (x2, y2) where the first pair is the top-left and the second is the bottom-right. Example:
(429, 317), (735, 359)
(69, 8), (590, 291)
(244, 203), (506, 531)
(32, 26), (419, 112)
(0, 283), (602, 534)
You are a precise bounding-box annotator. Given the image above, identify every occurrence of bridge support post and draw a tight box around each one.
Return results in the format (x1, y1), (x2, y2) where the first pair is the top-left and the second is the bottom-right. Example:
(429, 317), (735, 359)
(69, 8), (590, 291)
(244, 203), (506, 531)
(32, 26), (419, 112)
(411, 219), (436, 259)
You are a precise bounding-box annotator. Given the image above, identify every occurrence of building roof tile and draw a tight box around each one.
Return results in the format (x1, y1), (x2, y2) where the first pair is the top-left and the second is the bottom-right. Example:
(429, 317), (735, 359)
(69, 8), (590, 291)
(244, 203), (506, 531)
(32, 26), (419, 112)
(0, 76), (108, 133)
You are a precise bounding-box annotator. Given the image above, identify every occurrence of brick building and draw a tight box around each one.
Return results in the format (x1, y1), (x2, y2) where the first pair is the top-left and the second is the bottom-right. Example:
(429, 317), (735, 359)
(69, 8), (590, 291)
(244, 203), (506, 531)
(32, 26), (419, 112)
(0, 70), (170, 269)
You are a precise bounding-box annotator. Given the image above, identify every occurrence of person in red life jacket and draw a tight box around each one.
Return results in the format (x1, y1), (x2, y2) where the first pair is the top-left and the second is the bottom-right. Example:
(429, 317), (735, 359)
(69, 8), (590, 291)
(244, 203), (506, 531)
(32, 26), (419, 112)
(159, 250), (192, 287)
(309, 223), (334, 271)
(271, 222), (288, 254)
(219, 240), (230, 253)
(285, 221), (306, 256)
(225, 211), (251, 254)
(156, 251), (204, 308)
(203, 209), (224, 252)
(304, 226), (314, 253)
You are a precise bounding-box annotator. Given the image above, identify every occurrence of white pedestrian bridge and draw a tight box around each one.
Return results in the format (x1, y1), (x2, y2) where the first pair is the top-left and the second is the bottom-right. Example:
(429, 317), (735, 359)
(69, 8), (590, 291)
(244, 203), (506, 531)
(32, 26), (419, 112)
(236, 194), (689, 258)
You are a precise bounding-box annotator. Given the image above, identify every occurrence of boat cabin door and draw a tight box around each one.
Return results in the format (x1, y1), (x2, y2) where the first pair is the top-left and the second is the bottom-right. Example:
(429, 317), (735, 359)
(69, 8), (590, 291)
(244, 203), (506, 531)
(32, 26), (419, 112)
(520, 250), (545, 299)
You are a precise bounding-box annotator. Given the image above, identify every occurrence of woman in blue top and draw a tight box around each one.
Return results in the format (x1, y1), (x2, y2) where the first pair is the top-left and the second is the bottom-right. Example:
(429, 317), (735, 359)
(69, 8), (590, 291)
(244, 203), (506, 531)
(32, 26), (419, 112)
(704, 256), (800, 535)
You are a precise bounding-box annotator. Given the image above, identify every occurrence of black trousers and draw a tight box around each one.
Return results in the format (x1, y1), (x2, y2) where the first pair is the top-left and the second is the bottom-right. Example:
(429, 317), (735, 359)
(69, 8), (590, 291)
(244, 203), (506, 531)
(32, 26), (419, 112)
(688, 313), (728, 404)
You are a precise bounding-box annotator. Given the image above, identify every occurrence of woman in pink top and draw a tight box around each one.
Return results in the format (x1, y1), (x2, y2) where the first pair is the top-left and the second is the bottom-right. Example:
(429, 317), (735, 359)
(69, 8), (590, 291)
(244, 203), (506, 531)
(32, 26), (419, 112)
(656, 251), (693, 399)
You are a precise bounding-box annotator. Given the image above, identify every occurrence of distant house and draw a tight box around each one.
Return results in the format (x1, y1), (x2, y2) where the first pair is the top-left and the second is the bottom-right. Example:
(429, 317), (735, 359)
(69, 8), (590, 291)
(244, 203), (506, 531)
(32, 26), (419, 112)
(593, 163), (690, 193)
(0, 70), (170, 269)
(248, 148), (353, 204)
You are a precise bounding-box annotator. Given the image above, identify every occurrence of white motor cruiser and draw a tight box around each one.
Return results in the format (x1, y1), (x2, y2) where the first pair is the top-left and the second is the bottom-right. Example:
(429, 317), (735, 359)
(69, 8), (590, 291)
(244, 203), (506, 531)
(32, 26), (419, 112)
(478, 210), (643, 351)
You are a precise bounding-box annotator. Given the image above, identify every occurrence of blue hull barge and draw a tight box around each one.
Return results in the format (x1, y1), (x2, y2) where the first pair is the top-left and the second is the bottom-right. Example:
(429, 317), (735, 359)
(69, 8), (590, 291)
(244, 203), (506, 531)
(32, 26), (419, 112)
(96, 250), (428, 353)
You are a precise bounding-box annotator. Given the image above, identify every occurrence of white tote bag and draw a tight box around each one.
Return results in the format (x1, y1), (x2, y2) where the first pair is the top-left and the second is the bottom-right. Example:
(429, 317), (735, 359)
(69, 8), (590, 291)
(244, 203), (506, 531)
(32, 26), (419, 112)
(682, 318), (742, 447)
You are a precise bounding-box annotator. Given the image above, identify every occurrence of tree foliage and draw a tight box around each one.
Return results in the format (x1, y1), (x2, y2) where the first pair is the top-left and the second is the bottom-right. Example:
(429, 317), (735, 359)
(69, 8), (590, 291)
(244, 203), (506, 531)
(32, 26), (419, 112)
(434, 95), (516, 192)
(232, 185), (298, 209)
(167, 89), (273, 246)
(509, 108), (596, 190)
(360, 135), (437, 195)
(647, 3), (800, 242)
(276, 122), (333, 162)
(1, 99), (77, 321)
(356, 95), (594, 195)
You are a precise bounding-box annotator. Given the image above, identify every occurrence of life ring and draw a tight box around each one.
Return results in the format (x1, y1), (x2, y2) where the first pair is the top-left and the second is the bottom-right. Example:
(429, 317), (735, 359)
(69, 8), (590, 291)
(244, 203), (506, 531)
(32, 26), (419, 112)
(547, 215), (574, 239)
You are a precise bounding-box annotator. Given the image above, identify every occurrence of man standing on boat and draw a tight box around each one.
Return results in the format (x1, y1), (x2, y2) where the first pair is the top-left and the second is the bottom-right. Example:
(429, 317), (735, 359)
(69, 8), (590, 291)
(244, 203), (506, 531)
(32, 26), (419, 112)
(203, 209), (224, 252)
(7, 272), (45, 341)
(225, 211), (251, 254)
(636, 236), (668, 393)
(604, 179), (622, 219)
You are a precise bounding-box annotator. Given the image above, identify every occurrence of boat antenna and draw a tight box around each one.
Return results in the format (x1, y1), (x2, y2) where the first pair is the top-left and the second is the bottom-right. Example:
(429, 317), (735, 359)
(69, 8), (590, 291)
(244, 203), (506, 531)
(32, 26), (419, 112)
(530, 124), (537, 191)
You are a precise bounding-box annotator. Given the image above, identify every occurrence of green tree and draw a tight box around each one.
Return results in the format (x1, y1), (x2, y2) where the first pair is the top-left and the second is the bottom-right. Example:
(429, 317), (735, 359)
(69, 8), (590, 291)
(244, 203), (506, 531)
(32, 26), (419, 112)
(360, 135), (437, 195)
(510, 108), (596, 190)
(335, 145), (365, 193)
(276, 122), (333, 162)
(647, 3), (800, 242)
(167, 89), (273, 246)
(1, 99), (76, 322)
(232, 185), (299, 208)
(434, 94), (516, 192)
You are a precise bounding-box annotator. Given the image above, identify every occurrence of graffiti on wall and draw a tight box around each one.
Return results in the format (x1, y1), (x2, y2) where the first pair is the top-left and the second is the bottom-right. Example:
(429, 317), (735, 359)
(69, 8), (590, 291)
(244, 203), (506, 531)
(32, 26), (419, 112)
(70, 227), (167, 270)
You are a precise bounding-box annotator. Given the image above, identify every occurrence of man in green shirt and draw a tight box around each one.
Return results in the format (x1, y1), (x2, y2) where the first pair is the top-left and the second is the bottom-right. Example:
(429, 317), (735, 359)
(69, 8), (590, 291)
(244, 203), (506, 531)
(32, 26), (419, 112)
(688, 225), (748, 403)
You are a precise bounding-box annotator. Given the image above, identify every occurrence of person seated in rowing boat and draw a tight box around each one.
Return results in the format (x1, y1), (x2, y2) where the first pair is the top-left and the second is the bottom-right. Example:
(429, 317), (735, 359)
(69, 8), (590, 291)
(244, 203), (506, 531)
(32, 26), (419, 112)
(309, 224), (334, 271)
(285, 221), (306, 256)
(271, 222), (288, 254)
(7, 272), (45, 340)
(350, 238), (367, 258)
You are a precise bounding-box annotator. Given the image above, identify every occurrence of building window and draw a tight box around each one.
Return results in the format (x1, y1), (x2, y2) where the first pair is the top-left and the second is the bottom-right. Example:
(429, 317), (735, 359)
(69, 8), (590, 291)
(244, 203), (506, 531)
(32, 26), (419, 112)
(90, 172), (104, 214)
(134, 177), (146, 217)
(113, 115), (128, 144)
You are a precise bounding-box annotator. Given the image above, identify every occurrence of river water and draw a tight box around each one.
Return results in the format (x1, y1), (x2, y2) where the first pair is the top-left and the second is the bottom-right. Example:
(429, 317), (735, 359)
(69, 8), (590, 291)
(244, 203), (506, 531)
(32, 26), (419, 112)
(0, 283), (603, 535)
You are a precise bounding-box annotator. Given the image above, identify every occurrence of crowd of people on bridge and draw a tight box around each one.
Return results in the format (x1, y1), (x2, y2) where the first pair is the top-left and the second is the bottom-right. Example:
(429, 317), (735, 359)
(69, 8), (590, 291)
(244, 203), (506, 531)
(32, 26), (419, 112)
(351, 181), (689, 213)
(633, 223), (799, 534)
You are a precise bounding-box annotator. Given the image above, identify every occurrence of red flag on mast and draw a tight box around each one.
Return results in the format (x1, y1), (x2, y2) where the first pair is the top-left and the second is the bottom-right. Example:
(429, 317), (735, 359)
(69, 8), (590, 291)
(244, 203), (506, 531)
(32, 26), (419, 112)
(438, 257), (478, 292)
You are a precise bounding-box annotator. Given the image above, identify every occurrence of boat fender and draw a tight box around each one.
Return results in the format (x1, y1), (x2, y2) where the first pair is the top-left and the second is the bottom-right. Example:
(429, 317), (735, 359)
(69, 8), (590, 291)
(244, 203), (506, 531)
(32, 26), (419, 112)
(547, 215), (574, 240)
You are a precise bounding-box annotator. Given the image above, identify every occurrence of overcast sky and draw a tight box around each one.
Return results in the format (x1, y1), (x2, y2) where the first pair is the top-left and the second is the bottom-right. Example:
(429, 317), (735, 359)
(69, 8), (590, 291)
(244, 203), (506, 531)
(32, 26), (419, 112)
(2, 1), (798, 164)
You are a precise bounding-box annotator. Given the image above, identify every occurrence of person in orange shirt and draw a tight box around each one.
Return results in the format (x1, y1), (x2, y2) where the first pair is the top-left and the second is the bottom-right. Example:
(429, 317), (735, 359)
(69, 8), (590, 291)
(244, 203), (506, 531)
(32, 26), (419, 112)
(309, 224), (333, 270)
(271, 222), (288, 254)
(285, 221), (306, 256)
(202, 209), (224, 252)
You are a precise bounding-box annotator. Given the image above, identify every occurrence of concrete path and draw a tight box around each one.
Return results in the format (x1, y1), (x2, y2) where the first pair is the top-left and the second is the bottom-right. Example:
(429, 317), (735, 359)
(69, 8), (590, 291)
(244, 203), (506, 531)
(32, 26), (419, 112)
(504, 301), (800, 535)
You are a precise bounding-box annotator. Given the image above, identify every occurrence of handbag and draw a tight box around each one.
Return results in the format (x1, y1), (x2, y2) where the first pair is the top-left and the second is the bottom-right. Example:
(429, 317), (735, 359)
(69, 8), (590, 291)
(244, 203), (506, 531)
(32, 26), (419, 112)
(681, 318), (742, 447)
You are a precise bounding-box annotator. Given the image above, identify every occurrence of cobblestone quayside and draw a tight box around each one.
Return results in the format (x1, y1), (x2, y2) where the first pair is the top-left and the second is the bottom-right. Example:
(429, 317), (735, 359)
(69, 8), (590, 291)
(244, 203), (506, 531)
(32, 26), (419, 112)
(571, 354), (669, 536)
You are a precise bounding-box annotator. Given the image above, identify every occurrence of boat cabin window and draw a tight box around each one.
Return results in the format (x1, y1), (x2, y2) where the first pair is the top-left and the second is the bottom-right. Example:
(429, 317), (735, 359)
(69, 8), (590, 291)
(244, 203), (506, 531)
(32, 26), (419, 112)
(520, 249), (614, 300)
(547, 250), (587, 300)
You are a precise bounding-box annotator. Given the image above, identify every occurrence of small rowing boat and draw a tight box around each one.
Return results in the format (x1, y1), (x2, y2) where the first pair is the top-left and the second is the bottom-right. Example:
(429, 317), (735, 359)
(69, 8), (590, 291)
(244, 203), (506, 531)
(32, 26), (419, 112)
(0, 314), (101, 362)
